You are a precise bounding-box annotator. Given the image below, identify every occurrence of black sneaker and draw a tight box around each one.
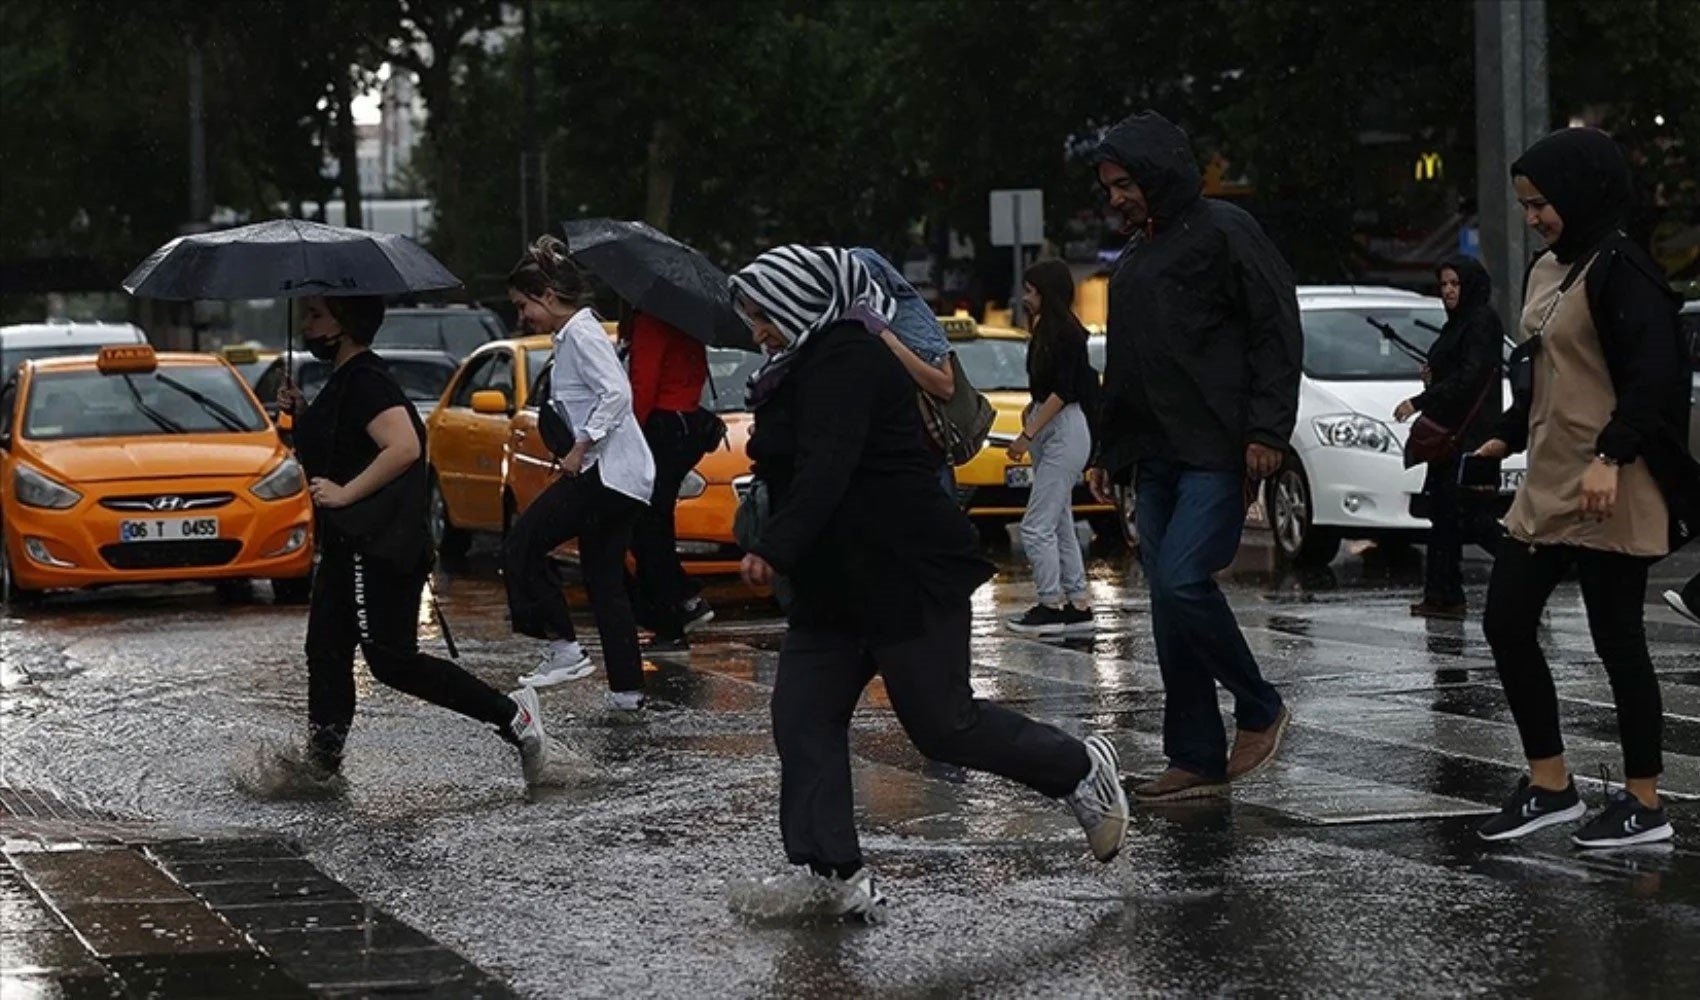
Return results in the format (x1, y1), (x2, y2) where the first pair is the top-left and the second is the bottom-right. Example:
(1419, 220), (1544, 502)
(681, 596), (715, 633)
(1058, 605), (1096, 634)
(1476, 776), (1585, 842)
(1005, 604), (1074, 636)
(642, 633), (690, 654)
(1572, 788), (1674, 849)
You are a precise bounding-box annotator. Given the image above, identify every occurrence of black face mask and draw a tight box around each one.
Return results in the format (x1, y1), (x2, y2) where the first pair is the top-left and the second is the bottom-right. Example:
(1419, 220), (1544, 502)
(304, 334), (342, 362)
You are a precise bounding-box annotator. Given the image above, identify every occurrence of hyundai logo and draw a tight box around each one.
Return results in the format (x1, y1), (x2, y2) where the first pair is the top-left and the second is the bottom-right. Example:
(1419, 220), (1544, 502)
(150, 496), (187, 511)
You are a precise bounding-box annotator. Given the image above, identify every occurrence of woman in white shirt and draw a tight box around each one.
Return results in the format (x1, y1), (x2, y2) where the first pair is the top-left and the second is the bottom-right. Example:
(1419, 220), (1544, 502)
(503, 237), (656, 713)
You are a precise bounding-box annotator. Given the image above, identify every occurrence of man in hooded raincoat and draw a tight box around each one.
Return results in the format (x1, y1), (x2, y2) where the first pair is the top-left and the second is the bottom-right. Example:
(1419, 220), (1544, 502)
(1086, 111), (1302, 801)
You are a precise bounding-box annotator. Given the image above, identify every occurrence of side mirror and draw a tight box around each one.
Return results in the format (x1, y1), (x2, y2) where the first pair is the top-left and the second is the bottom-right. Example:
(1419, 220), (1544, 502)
(471, 389), (512, 415)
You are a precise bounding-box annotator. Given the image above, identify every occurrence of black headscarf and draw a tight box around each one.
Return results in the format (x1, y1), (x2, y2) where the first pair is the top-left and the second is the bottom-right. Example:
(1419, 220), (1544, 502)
(1510, 127), (1632, 264)
(1436, 254), (1491, 318)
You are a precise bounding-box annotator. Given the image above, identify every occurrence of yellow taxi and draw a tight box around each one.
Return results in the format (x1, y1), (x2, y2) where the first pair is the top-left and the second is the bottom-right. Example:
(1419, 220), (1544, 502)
(944, 317), (1115, 530)
(503, 345), (760, 576)
(424, 334), (554, 557)
(0, 346), (313, 602)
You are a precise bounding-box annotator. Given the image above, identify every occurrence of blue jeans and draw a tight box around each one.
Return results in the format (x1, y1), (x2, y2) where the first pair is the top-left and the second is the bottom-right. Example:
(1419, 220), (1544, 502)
(1135, 459), (1283, 778)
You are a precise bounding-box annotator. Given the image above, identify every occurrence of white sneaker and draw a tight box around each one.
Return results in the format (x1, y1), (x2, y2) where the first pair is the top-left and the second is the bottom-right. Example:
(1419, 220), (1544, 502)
(828, 868), (888, 923)
(1066, 734), (1130, 863)
(681, 597), (715, 633)
(1663, 590), (1700, 627)
(605, 690), (646, 716)
(519, 642), (594, 688)
(508, 687), (549, 786)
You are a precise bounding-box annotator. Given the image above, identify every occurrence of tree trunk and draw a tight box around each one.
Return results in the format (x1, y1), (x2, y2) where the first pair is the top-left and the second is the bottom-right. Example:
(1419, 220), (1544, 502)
(645, 118), (679, 231)
(332, 70), (364, 229)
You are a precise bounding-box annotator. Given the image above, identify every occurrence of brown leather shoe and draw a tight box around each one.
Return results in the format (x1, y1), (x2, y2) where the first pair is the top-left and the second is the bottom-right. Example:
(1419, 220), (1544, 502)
(1132, 768), (1229, 802)
(1227, 706), (1291, 780)
(1410, 601), (1467, 620)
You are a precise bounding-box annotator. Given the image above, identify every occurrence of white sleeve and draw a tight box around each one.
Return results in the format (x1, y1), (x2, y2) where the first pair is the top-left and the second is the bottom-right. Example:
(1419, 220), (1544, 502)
(569, 317), (634, 444)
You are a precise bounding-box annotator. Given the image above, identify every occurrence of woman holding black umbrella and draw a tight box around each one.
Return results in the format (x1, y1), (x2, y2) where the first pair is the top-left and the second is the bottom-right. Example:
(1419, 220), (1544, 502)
(285, 294), (559, 791)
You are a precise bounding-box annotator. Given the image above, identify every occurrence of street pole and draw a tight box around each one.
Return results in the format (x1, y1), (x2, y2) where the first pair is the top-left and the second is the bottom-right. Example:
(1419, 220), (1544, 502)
(1011, 198), (1023, 328)
(1474, 0), (1549, 335)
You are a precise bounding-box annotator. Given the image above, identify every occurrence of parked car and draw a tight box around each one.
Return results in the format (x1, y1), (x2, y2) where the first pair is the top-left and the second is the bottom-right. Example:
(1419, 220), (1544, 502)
(424, 335), (555, 557)
(945, 317), (1116, 535)
(1261, 286), (1527, 565)
(252, 349), (459, 424)
(1, 321), (147, 377)
(372, 306), (506, 361)
(218, 344), (277, 390)
(503, 344), (759, 575)
(0, 345), (313, 602)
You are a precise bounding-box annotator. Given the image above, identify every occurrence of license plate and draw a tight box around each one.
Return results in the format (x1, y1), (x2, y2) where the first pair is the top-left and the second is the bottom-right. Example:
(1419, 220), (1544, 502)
(1499, 471), (1525, 493)
(119, 517), (219, 542)
(1004, 466), (1033, 488)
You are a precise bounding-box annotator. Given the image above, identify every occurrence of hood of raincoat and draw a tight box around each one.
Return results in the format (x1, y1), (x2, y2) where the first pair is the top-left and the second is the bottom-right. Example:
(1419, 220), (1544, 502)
(1092, 112), (1204, 228)
(1511, 127), (1632, 264)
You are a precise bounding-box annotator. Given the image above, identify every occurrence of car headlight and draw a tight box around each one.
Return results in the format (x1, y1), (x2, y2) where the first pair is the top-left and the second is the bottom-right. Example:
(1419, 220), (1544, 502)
(679, 470), (707, 500)
(251, 456), (306, 500)
(1312, 414), (1397, 454)
(14, 465), (82, 510)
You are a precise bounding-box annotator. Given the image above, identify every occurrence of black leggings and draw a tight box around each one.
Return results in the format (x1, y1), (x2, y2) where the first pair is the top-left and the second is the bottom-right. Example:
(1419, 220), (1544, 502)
(629, 411), (707, 636)
(771, 599), (1090, 870)
(502, 466), (644, 693)
(306, 543), (517, 768)
(1483, 542), (1663, 779)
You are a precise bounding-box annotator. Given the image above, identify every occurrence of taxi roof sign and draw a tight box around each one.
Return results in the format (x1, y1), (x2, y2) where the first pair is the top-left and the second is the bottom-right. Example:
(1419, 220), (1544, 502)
(220, 345), (260, 364)
(96, 344), (158, 375)
(940, 316), (979, 340)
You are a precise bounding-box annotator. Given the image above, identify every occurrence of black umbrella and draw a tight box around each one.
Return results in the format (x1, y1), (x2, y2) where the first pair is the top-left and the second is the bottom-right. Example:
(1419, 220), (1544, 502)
(562, 218), (752, 350)
(123, 219), (461, 301)
(123, 219), (462, 381)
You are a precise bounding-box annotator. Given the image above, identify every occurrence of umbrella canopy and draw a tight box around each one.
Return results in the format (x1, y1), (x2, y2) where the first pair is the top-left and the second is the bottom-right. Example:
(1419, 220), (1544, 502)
(123, 219), (461, 301)
(563, 218), (752, 350)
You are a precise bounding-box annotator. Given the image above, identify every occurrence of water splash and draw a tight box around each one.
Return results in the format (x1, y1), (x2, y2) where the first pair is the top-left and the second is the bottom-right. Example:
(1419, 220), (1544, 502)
(230, 738), (348, 800)
(529, 736), (598, 787)
(726, 871), (883, 926)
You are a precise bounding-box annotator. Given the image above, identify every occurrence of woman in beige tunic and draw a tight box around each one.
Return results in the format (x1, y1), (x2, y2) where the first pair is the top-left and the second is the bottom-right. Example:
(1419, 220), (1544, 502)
(1471, 127), (1692, 850)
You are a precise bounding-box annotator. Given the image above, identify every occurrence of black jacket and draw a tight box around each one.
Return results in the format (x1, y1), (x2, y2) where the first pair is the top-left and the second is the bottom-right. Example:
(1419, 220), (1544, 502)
(1092, 112), (1303, 476)
(747, 322), (993, 641)
(1415, 255), (1505, 480)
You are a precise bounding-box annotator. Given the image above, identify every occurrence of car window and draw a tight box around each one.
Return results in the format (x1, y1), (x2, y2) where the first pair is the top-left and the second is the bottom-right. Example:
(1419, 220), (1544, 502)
(527, 360), (551, 410)
(442, 314), (497, 358)
(1302, 307), (1445, 380)
(0, 378), (16, 442)
(23, 366), (267, 440)
(253, 360), (286, 407)
(953, 338), (1029, 391)
(389, 360), (457, 403)
(485, 351), (515, 398)
(373, 314), (442, 351)
(523, 349), (550, 400)
(450, 353), (497, 408)
(703, 348), (764, 412)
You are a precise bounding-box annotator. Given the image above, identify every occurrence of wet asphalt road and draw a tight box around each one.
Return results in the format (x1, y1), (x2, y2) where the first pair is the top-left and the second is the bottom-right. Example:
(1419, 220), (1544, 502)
(3, 533), (1699, 998)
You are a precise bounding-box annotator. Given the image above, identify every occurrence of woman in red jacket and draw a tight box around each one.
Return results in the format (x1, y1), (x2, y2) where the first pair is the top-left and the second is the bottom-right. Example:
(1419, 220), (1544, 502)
(623, 307), (717, 648)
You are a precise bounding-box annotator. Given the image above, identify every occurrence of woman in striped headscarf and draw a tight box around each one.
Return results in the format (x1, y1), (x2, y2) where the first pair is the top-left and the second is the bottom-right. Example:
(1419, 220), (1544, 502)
(727, 246), (1128, 922)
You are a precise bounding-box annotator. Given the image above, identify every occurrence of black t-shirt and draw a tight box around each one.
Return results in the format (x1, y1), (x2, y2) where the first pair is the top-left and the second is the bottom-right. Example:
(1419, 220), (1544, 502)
(294, 351), (418, 485)
(1027, 324), (1096, 409)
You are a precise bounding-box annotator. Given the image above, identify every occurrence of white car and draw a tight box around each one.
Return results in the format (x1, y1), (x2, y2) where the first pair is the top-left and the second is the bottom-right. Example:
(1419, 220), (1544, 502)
(1, 321), (146, 377)
(1263, 287), (1526, 565)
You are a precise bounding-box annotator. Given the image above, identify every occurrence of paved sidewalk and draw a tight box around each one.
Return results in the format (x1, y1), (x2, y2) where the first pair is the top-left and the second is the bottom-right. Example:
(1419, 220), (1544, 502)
(1, 787), (513, 998)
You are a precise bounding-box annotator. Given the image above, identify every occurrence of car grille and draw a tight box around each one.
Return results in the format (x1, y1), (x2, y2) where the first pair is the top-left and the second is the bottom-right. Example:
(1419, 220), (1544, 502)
(99, 540), (242, 570)
(100, 492), (235, 513)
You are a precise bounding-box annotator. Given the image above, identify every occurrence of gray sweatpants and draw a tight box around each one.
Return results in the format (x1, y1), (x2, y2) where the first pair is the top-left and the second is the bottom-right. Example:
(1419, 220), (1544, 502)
(1020, 403), (1091, 605)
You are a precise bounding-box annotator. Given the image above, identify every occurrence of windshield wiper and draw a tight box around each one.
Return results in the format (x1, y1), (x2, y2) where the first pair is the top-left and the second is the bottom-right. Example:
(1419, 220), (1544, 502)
(1363, 316), (1429, 364)
(120, 376), (188, 434)
(154, 374), (248, 432)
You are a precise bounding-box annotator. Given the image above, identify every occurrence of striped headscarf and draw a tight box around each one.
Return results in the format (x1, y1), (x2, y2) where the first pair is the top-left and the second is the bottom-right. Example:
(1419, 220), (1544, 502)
(730, 245), (895, 406)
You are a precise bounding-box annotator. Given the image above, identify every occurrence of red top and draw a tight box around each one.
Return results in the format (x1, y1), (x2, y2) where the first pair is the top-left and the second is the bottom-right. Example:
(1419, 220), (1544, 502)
(627, 312), (708, 424)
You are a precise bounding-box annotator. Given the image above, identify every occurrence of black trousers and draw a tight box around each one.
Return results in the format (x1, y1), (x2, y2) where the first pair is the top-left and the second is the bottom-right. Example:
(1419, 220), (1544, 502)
(630, 411), (707, 636)
(306, 543), (516, 767)
(1422, 474), (1504, 605)
(771, 599), (1090, 870)
(502, 466), (644, 693)
(1483, 542), (1663, 779)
